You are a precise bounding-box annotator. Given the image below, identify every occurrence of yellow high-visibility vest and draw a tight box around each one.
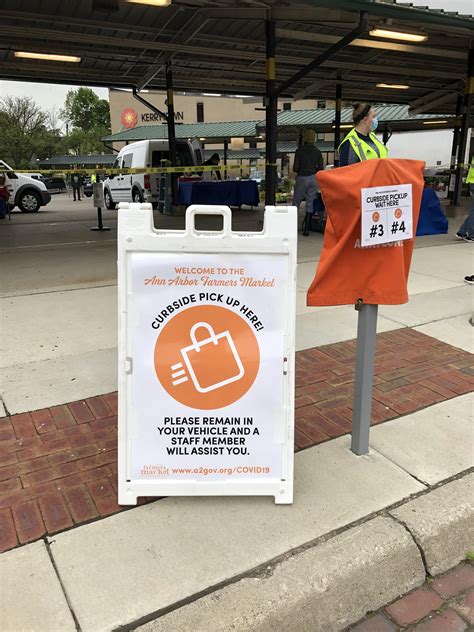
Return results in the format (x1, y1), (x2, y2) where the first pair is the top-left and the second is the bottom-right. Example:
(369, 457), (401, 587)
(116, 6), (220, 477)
(339, 128), (388, 161)
(466, 158), (474, 184)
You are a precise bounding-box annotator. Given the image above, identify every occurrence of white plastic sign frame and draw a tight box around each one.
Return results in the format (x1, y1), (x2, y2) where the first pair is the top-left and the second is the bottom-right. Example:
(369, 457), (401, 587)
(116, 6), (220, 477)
(118, 203), (297, 505)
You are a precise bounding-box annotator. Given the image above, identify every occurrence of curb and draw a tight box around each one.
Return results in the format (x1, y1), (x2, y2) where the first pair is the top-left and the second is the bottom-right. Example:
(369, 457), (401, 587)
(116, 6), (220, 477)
(390, 471), (474, 576)
(136, 472), (473, 632)
(137, 516), (425, 632)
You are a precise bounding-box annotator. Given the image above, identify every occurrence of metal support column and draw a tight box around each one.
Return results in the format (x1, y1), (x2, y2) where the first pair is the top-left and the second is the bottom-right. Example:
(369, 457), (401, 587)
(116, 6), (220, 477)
(333, 73), (342, 167)
(351, 303), (378, 455)
(449, 94), (464, 201)
(165, 60), (178, 205)
(453, 48), (473, 206)
(223, 138), (228, 180)
(265, 19), (278, 207)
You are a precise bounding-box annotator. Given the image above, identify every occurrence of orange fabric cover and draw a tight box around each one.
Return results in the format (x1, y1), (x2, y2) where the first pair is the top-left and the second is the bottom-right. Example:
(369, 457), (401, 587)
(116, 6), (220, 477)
(307, 158), (425, 306)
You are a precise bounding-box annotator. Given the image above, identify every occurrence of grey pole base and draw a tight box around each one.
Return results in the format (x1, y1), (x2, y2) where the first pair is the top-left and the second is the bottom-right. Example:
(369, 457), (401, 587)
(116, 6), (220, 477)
(351, 303), (378, 456)
(91, 207), (110, 231)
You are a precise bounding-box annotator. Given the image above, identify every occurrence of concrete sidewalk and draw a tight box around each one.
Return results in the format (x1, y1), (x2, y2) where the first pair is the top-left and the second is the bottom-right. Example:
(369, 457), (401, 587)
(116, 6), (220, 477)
(2, 403), (472, 631)
(0, 198), (473, 631)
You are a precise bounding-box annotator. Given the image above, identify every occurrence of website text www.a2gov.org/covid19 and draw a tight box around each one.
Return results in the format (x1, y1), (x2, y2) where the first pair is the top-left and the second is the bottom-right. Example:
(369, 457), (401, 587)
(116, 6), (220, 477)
(172, 466), (271, 476)
(140, 465), (271, 476)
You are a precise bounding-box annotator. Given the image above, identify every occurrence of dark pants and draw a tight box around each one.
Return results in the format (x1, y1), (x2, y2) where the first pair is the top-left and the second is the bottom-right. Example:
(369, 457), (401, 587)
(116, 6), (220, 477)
(72, 186), (81, 201)
(458, 184), (474, 237)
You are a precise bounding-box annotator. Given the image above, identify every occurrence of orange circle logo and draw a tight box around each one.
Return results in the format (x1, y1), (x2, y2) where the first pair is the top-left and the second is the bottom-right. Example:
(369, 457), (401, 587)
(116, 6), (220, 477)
(372, 212), (380, 222)
(394, 208), (402, 219)
(154, 305), (260, 410)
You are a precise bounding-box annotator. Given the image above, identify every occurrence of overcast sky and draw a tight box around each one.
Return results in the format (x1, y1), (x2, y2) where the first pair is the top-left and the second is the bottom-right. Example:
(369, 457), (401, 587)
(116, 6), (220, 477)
(0, 0), (471, 119)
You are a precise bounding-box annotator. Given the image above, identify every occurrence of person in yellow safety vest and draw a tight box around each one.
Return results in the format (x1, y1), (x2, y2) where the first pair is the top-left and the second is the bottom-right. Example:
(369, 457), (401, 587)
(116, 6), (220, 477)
(467, 157), (474, 186)
(339, 103), (388, 167)
(91, 173), (97, 183)
(456, 156), (474, 246)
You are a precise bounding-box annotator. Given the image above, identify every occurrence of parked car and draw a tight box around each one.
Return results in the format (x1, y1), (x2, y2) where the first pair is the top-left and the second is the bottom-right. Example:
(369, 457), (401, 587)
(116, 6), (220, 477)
(18, 172), (44, 181)
(249, 170), (265, 184)
(1, 160), (51, 212)
(102, 139), (203, 209)
(249, 170), (282, 184)
(42, 176), (66, 194)
(83, 176), (93, 197)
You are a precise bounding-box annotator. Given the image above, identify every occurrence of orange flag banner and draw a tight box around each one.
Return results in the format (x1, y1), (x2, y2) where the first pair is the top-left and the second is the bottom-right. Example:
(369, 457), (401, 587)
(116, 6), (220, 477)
(307, 158), (425, 307)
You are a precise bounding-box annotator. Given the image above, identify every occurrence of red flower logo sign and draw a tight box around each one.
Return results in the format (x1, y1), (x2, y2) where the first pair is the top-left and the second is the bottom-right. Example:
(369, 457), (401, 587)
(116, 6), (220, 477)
(121, 108), (138, 129)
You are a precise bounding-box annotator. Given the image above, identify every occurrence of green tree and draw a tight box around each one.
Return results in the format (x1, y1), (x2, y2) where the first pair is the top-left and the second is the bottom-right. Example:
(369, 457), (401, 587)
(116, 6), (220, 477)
(0, 96), (62, 168)
(61, 87), (110, 156)
(66, 127), (111, 155)
(35, 127), (65, 161)
(61, 87), (110, 131)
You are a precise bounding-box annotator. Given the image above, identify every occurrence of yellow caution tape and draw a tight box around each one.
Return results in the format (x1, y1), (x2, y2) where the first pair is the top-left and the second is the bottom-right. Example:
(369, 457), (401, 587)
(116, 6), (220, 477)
(19, 164), (232, 176)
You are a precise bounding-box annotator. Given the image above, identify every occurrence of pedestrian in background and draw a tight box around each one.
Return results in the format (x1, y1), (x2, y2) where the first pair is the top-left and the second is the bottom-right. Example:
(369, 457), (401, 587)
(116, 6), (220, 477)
(339, 103), (388, 167)
(71, 172), (83, 201)
(201, 153), (222, 181)
(292, 129), (324, 236)
(0, 174), (10, 219)
(456, 156), (474, 243)
(459, 156), (474, 287)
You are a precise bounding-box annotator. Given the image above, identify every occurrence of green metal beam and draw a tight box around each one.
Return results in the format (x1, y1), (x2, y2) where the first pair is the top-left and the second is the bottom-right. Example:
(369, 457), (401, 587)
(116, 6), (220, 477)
(300, 0), (474, 31)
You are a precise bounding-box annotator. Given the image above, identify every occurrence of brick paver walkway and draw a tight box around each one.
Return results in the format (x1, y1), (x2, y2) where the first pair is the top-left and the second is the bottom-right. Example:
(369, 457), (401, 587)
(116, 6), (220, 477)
(348, 561), (474, 631)
(0, 328), (472, 553)
(294, 328), (473, 449)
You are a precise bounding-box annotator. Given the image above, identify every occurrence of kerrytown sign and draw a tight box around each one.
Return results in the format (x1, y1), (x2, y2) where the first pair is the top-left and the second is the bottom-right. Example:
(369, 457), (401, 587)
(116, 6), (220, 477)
(121, 107), (184, 128)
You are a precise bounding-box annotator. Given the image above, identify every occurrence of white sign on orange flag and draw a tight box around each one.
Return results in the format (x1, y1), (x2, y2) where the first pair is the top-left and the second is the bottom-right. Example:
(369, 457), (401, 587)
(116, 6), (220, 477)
(361, 183), (413, 247)
(118, 204), (297, 505)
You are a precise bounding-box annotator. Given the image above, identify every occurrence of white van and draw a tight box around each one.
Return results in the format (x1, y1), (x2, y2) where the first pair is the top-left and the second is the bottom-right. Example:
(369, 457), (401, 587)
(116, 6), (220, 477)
(0, 160), (51, 212)
(103, 139), (203, 209)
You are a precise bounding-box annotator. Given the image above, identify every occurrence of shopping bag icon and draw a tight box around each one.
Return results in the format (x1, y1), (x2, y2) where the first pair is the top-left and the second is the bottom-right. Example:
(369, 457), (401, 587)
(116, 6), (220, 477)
(171, 322), (245, 393)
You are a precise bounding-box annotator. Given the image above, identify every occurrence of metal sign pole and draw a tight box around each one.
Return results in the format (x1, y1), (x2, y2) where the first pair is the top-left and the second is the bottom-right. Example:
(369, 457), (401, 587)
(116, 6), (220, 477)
(91, 206), (110, 232)
(91, 182), (110, 231)
(351, 302), (378, 455)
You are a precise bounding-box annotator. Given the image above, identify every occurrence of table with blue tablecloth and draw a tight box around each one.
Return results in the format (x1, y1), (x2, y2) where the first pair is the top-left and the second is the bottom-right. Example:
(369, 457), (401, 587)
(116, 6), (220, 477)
(178, 180), (259, 207)
(416, 187), (449, 236)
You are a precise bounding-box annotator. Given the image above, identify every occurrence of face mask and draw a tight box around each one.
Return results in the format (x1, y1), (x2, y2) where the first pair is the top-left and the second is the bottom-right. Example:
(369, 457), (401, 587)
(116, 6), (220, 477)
(371, 117), (379, 132)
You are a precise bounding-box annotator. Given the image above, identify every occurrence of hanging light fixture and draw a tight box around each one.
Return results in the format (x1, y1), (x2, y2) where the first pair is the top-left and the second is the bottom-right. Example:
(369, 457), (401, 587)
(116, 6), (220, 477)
(14, 51), (81, 62)
(369, 28), (427, 43)
(124, 0), (171, 6)
(376, 83), (410, 90)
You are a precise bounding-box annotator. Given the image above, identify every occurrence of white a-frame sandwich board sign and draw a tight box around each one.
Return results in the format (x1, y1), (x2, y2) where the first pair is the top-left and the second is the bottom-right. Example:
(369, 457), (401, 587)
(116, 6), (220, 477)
(118, 204), (297, 504)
